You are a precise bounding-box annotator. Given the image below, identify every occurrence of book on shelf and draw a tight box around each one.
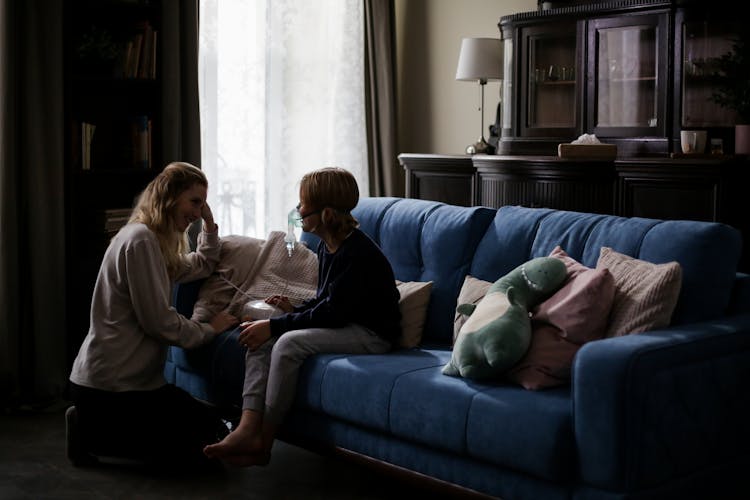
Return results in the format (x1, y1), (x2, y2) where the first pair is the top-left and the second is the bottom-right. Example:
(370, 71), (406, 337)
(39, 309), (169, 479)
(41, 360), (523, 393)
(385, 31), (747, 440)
(103, 208), (132, 237)
(138, 23), (154, 79)
(150, 30), (158, 79)
(81, 122), (96, 170)
(121, 21), (157, 79)
(132, 115), (151, 169)
(73, 116), (151, 170)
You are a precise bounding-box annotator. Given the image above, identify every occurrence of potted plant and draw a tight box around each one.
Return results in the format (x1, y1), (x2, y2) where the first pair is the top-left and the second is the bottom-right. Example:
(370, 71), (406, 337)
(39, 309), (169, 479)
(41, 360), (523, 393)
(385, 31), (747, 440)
(75, 25), (121, 77)
(709, 33), (750, 154)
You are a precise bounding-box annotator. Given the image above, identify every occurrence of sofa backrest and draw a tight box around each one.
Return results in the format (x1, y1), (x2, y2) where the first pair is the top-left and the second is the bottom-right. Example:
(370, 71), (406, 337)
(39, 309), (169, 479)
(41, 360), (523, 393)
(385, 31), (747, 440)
(469, 205), (742, 325)
(348, 197), (495, 344)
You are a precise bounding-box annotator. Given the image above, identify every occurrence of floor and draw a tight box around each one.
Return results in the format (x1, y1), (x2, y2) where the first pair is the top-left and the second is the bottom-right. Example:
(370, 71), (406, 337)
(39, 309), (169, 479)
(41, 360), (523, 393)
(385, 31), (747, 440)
(0, 402), (457, 500)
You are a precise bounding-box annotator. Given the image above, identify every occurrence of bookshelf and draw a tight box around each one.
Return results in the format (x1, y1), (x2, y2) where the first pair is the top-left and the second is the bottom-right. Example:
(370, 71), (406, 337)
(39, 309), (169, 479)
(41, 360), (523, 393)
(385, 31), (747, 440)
(63, 0), (164, 363)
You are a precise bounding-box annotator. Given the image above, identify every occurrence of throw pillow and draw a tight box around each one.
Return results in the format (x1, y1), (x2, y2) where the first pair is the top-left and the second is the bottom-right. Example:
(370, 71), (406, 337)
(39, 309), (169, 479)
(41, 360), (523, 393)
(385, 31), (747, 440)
(443, 257), (568, 381)
(597, 246), (682, 337)
(507, 246), (616, 390)
(395, 280), (433, 349)
(453, 275), (492, 344)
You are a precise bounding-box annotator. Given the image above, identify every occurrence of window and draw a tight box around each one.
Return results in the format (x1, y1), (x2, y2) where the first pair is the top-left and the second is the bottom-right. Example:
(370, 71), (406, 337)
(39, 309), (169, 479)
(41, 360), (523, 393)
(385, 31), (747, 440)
(198, 0), (367, 238)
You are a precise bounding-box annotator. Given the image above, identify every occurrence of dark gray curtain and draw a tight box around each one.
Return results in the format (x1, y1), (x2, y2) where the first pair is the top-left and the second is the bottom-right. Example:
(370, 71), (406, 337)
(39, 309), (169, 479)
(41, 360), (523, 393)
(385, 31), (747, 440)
(162, 0), (203, 248)
(364, 0), (403, 197)
(162, 0), (202, 167)
(0, 0), (67, 409)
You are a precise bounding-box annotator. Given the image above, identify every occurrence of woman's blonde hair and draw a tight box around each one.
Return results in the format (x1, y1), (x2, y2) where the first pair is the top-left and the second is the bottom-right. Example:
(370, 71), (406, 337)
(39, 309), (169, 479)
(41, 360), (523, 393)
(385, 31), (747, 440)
(300, 167), (359, 238)
(129, 162), (207, 278)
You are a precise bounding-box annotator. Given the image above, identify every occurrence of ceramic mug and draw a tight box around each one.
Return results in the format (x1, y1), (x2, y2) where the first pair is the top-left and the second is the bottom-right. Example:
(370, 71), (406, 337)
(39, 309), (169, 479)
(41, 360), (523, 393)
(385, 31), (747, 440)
(681, 130), (707, 154)
(681, 130), (697, 153)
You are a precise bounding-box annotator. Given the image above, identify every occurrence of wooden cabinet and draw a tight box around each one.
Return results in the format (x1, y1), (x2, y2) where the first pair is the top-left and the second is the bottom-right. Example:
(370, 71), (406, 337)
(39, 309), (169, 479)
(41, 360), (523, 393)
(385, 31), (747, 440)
(401, 2), (748, 270)
(586, 11), (669, 152)
(400, 153), (750, 270)
(473, 155), (615, 214)
(518, 21), (581, 141)
(63, 0), (165, 358)
(398, 154), (475, 206)
(616, 159), (723, 221)
(496, 1), (740, 157)
(616, 156), (750, 270)
(673, 7), (742, 154)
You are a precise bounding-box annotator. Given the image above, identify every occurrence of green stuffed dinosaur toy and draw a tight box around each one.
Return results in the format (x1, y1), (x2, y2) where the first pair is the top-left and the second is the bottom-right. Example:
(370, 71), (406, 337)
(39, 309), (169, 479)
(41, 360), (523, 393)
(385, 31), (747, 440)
(443, 256), (568, 381)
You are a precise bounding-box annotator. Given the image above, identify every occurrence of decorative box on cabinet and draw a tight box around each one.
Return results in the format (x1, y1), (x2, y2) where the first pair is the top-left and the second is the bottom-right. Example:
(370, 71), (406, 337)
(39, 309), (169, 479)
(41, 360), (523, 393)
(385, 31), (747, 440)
(398, 153), (475, 206)
(473, 155), (616, 214)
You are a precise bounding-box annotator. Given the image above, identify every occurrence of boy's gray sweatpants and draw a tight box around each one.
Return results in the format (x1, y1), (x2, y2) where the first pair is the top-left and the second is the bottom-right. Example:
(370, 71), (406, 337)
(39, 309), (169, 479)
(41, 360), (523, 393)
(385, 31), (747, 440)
(241, 324), (391, 425)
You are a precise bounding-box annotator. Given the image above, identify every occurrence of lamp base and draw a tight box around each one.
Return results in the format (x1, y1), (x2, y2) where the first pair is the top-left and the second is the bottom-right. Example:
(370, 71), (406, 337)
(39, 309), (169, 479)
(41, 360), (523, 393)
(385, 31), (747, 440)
(465, 137), (492, 155)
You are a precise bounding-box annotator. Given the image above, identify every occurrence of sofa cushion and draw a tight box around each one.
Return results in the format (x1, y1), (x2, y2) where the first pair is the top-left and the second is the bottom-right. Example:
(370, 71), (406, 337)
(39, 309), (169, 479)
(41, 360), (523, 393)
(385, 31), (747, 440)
(471, 206), (741, 326)
(597, 246), (682, 337)
(395, 280), (433, 349)
(637, 219), (741, 324)
(299, 349), (449, 432)
(386, 350), (576, 482)
(301, 347), (575, 482)
(465, 385), (574, 482)
(351, 197), (495, 345)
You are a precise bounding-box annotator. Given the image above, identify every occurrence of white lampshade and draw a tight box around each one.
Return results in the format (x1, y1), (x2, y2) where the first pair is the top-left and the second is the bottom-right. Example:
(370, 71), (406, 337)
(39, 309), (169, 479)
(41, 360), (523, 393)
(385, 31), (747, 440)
(455, 37), (503, 82)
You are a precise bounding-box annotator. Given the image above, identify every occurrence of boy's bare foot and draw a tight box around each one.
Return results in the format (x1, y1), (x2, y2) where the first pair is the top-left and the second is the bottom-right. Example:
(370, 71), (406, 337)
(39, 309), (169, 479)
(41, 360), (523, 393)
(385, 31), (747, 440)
(203, 426), (264, 461)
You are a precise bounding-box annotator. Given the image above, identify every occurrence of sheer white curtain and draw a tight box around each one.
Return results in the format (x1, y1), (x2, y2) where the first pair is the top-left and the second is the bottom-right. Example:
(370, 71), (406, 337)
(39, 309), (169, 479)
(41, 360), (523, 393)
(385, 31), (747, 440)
(198, 0), (367, 238)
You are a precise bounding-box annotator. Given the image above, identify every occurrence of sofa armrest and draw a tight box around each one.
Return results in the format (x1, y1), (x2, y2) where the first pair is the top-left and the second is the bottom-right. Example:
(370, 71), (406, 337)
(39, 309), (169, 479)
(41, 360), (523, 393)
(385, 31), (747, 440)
(171, 279), (205, 317)
(728, 272), (750, 315)
(572, 315), (750, 492)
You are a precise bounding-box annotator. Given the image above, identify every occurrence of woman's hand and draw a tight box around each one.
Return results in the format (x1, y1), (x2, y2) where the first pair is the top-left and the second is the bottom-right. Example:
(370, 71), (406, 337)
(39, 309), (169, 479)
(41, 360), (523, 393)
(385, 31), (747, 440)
(201, 202), (217, 233)
(266, 295), (293, 313)
(238, 319), (272, 350)
(209, 309), (238, 334)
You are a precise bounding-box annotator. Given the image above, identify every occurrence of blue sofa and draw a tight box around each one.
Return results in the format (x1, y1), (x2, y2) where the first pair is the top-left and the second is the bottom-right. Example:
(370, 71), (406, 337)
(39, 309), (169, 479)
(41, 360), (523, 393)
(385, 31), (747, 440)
(165, 197), (750, 500)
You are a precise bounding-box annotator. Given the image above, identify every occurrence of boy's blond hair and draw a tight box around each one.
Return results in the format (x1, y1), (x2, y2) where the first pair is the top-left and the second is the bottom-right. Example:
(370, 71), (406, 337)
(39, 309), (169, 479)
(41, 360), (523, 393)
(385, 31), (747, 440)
(300, 167), (360, 238)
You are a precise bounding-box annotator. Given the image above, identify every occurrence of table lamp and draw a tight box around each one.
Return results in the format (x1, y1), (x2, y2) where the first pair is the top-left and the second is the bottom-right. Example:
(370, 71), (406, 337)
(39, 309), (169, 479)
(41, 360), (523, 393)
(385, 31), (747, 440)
(455, 37), (503, 154)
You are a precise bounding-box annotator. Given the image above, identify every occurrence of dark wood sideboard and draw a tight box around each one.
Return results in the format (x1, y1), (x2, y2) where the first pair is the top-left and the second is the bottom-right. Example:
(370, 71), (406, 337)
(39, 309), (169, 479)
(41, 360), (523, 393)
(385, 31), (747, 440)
(399, 153), (750, 271)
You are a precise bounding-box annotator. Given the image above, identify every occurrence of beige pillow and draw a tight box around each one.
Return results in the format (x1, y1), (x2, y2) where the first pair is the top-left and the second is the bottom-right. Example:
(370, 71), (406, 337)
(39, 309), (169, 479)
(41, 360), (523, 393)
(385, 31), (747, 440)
(396, 280), (433, 348)
(597, 247), (682, 337)
(453, 275), (492, 344)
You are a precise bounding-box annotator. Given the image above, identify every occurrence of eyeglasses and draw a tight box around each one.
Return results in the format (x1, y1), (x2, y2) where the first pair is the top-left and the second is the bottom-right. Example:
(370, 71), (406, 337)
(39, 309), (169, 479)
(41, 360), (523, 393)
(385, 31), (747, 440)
(293, 204), (321, 225)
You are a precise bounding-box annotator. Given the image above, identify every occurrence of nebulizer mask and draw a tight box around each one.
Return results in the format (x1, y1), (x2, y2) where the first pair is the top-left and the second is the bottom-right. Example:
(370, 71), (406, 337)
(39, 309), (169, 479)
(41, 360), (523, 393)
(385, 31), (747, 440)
(285, 206), (303, 257)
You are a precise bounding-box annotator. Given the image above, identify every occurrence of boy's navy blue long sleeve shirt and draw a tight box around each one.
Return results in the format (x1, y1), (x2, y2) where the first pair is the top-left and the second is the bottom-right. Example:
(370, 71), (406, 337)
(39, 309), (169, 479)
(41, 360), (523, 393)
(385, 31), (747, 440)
(269, 228), (401, 344)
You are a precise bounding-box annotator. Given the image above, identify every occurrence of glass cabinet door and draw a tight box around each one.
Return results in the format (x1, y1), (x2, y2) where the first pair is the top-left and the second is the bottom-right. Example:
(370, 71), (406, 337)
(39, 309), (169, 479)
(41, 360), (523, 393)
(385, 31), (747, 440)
(520, 22), (578, 137)
(680, 20), (738, 127)
(589, 14), (667, 138)
(501, 38), (513, 133)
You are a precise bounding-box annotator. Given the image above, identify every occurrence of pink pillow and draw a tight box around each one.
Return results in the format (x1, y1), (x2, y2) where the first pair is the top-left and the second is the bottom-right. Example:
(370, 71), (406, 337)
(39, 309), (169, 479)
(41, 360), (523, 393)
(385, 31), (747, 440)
(507, 246), (616, 390)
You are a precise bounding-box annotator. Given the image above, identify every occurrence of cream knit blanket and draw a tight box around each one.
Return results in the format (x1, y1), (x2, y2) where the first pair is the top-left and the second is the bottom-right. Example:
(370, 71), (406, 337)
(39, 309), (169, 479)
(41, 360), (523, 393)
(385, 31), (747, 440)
(191, 231), (318, 322)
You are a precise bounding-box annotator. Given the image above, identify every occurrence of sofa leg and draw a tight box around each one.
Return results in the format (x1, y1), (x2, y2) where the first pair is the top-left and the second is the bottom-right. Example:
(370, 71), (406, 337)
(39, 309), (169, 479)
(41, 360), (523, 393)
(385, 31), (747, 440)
(65, 406), (98, 467)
